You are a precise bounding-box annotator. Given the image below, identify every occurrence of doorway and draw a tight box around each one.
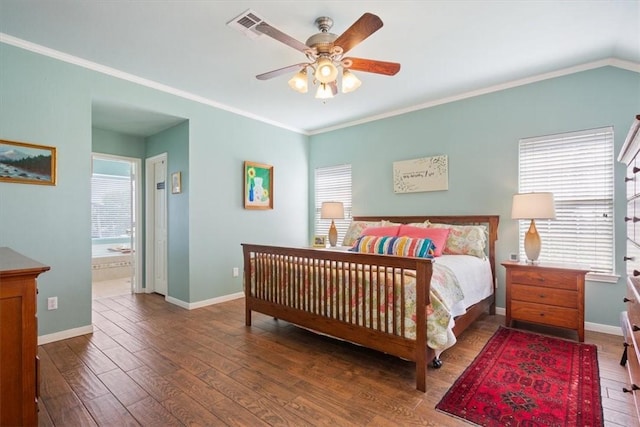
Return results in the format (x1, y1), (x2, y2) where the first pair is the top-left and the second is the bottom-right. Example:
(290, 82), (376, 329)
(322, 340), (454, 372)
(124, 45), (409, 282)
(90, 154), (142, 299)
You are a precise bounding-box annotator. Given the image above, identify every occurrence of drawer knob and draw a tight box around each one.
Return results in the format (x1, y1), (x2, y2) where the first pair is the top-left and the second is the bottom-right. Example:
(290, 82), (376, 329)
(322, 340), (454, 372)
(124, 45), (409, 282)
(623, 384), (640, 393)
(625, 216), (640, 223)
(624, 297), (635, 303)
(634, 166), (640, 174)
(634, 270), (640, 277)
(633, 325), (640, 332)
(626, 176), (635, 182)
(625, 256), (635, 261)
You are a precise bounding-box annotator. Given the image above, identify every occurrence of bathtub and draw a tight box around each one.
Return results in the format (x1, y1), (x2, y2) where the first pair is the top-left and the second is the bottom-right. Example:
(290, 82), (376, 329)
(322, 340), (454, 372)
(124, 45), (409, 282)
(92, 240), (133, 282)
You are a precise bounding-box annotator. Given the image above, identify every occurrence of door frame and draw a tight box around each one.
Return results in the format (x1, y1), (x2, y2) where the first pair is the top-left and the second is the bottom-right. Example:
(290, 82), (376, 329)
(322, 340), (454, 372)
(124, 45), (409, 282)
(91, 153), (143, 294)
(145, 153), (168, 296)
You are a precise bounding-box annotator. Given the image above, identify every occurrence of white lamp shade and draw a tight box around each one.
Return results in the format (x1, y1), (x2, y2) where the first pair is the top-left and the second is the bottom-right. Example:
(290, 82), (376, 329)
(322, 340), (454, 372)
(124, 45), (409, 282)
(321, 201), (344, 219)
(511, 192), (556, 220)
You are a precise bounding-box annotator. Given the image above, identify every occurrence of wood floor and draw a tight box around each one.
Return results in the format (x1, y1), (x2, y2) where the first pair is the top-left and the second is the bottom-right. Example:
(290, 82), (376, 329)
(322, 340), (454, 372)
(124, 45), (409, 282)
(37, 293), (638, 426)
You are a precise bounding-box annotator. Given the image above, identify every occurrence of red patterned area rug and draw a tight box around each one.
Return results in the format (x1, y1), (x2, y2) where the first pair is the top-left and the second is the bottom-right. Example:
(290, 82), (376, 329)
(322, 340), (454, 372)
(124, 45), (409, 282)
(436, 327), (603, 426)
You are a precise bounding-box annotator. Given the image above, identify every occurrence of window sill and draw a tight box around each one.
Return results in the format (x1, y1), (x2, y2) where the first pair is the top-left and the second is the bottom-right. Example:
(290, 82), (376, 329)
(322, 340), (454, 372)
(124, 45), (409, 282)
(586, 272), (620, 284)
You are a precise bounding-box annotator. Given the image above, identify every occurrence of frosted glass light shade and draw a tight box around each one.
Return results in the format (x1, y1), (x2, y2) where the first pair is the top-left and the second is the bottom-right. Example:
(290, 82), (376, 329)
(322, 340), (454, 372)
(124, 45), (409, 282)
(314, 57), (338, 83)
(341, 69), (361, 93)
(315, 83), (334, 99)
(288, 69), (308, 93)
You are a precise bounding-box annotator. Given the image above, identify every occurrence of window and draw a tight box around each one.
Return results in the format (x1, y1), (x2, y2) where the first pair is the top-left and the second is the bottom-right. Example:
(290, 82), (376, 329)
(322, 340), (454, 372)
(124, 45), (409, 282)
(518, 127), (614, 277)
(314, 164), (352, 244)
(91, 173), (132, 239)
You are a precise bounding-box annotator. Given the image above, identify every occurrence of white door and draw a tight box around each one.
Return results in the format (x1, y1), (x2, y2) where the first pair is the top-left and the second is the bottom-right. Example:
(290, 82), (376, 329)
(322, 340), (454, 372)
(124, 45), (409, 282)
(146, 154), (168, 296)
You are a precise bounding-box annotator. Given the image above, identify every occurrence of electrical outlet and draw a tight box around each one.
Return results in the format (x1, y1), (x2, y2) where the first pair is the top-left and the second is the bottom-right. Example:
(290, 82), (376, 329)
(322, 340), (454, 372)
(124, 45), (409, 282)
(232, 267), (239, 277)
(47, 296), (58, 310)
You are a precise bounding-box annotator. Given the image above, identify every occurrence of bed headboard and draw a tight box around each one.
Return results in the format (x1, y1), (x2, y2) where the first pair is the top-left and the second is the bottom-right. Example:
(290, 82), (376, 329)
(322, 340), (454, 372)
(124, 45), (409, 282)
(353, 215), (500, 287)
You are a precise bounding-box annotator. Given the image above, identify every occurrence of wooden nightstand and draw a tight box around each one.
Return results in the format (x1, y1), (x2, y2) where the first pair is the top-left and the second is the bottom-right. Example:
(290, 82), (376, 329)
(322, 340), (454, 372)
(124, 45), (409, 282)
(502, 261), (589, 342)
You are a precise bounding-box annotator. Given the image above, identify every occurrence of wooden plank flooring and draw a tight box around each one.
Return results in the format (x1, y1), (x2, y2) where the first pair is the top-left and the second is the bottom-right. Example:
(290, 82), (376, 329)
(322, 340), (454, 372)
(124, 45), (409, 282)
(37, 293), (639, 426)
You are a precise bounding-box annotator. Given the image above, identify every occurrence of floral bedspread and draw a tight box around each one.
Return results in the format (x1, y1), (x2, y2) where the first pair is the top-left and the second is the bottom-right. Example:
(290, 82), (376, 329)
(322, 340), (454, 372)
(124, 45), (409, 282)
(251, 258), (465, 355)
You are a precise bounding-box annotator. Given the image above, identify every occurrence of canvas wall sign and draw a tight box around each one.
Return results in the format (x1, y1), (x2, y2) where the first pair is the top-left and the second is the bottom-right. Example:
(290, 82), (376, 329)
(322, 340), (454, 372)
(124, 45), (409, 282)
(393, 155), (448, 193)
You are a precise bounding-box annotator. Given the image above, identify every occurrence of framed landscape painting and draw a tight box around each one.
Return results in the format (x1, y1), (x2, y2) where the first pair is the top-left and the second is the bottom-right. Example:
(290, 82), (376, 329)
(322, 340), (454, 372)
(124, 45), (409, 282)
(0, 140), (57, 185)
(244, 161), (273, 209)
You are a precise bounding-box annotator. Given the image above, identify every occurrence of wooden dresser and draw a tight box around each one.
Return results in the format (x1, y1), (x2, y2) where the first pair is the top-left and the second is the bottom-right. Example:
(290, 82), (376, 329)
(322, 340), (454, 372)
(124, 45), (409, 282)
(0, 247), (50, 426)
(502, 261), (588, 342)
(618, 114), (640, 420)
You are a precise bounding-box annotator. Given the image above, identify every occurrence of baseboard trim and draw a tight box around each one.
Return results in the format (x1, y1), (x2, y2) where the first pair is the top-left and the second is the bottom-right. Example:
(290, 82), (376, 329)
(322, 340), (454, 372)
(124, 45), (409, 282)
(494, 307), (622, 336)
(38, 298), (621, 345)
(165, 292), (245, 310)
(38, 324), (94, 345)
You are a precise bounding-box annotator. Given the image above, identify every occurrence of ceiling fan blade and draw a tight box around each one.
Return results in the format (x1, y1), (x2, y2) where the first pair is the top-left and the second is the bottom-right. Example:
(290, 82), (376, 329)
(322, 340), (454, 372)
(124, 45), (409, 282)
(333, 13), (383, 55)
(256, 63), (307, 80)
(255, 22), (309, 53)
(344, 57), (401, 76)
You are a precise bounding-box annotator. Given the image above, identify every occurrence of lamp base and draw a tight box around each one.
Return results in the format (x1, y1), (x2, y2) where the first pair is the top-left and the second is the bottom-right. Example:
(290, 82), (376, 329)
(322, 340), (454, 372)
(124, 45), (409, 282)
(524, 219), (541, 263)
(328, 220), (338, 247)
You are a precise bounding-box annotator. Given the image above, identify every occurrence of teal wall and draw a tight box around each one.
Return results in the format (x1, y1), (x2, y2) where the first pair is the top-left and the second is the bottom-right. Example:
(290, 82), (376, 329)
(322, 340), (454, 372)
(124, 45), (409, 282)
(0, 43), (309, 337)
(310, 66), (640, 327)
(1, 38), (638, 337)
(92, 127), (146, 159)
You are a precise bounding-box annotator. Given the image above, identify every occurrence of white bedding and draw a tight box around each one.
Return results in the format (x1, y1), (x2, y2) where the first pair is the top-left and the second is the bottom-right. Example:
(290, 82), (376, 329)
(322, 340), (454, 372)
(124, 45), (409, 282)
(434, 254), (494, 318)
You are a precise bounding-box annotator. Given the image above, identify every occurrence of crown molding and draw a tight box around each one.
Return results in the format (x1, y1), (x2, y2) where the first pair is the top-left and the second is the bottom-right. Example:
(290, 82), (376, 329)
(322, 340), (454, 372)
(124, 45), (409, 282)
(310, 58), (640, 135)
(2, 33), (637, 137)
(0, 33), (307, 135)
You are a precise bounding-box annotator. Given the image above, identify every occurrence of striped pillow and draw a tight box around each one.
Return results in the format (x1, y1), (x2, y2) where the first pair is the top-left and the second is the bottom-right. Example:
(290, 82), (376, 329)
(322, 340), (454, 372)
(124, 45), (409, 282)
(350, 236), (435, 258)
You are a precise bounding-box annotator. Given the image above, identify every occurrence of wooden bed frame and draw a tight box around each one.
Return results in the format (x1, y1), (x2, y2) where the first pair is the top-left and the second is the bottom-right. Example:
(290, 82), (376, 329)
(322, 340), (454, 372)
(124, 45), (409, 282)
(242, 215), (499, 392)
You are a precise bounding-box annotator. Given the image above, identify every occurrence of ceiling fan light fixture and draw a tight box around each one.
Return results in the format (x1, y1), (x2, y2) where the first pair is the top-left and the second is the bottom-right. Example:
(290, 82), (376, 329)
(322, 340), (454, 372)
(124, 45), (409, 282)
(314, 57), (338, 84)
(288, 68), (308, 93)
(315, 83), (334, 99)
(341, 69), (361, 93)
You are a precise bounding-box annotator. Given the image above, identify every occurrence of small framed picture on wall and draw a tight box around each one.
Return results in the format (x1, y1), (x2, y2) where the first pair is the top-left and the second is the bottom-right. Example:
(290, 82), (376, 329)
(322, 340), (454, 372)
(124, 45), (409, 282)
(171, 171), (182, 194)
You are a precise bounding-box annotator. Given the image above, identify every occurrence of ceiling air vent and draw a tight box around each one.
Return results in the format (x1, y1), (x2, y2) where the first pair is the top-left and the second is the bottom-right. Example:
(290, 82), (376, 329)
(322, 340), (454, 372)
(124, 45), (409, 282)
(227, 9), (265, 39)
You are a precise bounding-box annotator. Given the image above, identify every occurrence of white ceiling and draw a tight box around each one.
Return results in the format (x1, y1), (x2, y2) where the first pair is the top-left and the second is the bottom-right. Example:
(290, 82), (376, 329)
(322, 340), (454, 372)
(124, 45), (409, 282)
(1, 1), (639, 136)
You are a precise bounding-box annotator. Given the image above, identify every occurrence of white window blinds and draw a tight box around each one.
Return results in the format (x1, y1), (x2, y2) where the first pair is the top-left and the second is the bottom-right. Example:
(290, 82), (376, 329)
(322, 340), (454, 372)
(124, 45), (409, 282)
(518, 127), (614, 274)
(91, 174), (132, 239)
(314, 164), (352, 245)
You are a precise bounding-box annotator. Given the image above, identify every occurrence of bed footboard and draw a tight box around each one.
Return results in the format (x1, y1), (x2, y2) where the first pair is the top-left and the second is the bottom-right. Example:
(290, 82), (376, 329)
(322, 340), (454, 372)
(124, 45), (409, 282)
(242, 244), (434, 392)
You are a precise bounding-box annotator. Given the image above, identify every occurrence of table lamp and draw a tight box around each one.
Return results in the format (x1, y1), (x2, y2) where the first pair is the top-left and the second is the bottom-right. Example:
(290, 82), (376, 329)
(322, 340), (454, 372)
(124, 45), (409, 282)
(511, 192), (556, 263)
(321, 201), (344, 247)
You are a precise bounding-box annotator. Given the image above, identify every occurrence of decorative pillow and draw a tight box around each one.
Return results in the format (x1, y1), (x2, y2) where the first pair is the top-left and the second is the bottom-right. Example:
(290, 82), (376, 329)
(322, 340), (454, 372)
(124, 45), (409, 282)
(342, 221), (382, 246)
(350, 235), (435, 258)
(428, 223), (488, 258)
(405, 221), (431, 228)
(397, 225), (450, 257)
(361, 225), (401, 237)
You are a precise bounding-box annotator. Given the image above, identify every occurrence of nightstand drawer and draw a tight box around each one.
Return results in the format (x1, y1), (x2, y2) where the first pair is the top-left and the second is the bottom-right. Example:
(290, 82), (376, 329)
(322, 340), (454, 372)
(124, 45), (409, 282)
(511, 283), (577, 308)
(511, 300), (579, 329)
(510, 269), (578, 290)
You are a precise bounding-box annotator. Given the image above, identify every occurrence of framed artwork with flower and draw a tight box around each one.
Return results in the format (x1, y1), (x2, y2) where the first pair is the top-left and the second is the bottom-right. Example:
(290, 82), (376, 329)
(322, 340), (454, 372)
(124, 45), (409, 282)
(244, 161), (273, 209)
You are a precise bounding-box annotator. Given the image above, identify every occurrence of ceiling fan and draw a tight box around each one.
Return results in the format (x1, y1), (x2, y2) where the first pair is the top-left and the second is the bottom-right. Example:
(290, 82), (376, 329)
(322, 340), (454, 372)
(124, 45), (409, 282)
(254, 13), (401, 99)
